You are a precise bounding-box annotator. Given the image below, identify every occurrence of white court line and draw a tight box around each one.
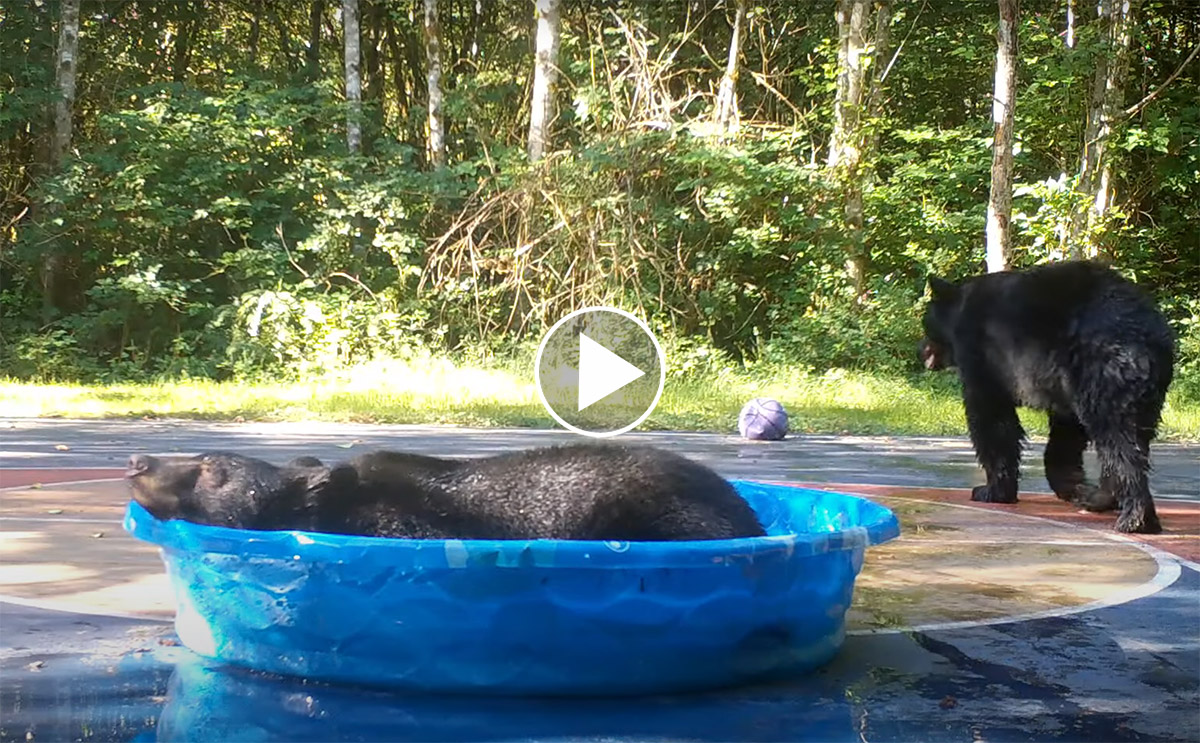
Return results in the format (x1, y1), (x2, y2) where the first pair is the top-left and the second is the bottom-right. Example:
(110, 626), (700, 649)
(0, 518), (1128, 550)
(0, 592), (172, 624)
(0, 516), (115, 524)
(0, 477), (126, 528)
(1, 544), (1185, 633)
(0, 467), (126, 471)
(0, 478), (1192, 633)
(847, 494), (1188, 636)
(1, 476), (124, 491)
(797, 480), (1198, 501)
(0, 474), (167, 622)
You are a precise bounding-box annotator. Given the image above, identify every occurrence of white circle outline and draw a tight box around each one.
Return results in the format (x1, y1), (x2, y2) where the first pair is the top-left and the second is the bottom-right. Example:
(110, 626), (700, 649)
(533, 306), (667, 439)
(0, 476), (1193, 631)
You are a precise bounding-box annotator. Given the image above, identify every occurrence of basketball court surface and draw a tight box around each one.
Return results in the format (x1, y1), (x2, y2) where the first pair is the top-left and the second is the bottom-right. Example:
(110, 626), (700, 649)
(2, 419), (1197, 742)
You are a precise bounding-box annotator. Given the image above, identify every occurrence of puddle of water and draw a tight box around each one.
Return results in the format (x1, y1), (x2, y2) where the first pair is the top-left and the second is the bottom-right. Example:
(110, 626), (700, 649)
(2, 650), (863, 743)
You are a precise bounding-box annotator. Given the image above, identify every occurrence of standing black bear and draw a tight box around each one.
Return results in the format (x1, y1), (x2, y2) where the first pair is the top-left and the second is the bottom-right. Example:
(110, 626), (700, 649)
(918, 260), (1174, 534)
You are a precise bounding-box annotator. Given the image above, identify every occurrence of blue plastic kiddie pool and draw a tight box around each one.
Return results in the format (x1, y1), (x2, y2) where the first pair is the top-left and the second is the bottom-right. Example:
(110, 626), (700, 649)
(123, 480), (900, 696)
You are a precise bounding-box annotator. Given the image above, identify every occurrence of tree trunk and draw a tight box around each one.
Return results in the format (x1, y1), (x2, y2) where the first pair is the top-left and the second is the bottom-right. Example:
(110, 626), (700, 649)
(985, 0), (1019, 273)
(1068, 0), (1138, 258)
(1065, 0), (1075, 48)
(171, 12), (196, 83)
(43, 0), (81, 322)
(267, 5), (297, 73)
(829, 0), (870, 298)
(364, 0), (384, 104)
(828, 0), (868, 170)
(424, 0), (446, 168)
(248, 1), (261, 67)
(343, 0), (362, 155)
(384, 14), (411, 124)
(469, 0), (483, 60)
(713, 0), (747, 135)
(526, 0), (561, 162)
(51, 0), (80, 169)
(307, 0), (325, 81)
(1092, 0), (1137, 259)
(362, 0), (385, 149)
(865, 0), (893, 161)
(1071, 0), (1111, 257)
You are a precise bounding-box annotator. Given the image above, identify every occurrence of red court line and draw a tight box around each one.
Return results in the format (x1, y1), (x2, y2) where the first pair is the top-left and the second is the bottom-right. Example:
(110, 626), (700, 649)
(0, 468), (124, 489)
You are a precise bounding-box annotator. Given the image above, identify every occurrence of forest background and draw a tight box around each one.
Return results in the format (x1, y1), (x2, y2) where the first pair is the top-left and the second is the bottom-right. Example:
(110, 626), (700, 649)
(2, 0), (1197, 437)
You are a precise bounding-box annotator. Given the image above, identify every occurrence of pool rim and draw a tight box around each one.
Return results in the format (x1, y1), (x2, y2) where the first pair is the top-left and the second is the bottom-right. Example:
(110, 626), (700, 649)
(123, 479), (902, 568)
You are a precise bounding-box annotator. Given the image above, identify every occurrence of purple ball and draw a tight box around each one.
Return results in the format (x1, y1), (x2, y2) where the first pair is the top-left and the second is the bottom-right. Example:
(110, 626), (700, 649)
(738, 398), (789, 441)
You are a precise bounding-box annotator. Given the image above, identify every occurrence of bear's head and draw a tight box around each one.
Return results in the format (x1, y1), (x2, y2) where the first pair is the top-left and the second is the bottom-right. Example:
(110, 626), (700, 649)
(124, 451), (343, 530)
(918, 275), (962, 371)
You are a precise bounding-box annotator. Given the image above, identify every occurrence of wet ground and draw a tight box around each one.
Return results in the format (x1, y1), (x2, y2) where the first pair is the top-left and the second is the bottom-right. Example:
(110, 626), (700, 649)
(1, 419), (1197, 742)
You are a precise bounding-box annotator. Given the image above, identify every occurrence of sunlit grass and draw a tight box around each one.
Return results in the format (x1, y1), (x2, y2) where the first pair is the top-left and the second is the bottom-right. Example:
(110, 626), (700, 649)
(2, 357), (1197, 441)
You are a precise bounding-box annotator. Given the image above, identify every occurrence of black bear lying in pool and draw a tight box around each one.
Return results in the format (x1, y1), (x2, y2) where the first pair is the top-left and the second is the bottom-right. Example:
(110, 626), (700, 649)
(125, 444), (767, 541)
(918, 259), (1174, 534)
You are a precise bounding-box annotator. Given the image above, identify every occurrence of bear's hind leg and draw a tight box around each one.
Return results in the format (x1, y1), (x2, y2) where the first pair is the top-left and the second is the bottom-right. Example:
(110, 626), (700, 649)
(964, 388), (1023, 504)
(1078, 350), (1167, 535)
(1044, 413), (1113, 511)
(1092, 423), (1162, 535)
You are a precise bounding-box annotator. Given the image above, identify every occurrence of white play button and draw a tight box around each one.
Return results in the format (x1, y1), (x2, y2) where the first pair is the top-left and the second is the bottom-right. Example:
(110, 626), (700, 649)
(576, 332), (646, 411)
(535, 307), (666, 438)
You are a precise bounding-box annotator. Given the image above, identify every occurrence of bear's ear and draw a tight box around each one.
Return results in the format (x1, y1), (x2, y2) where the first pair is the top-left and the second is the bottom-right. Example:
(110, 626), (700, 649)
(286, 456), (324, 468)
(927, 275), (958, 301)
(290, 463), (357, 494)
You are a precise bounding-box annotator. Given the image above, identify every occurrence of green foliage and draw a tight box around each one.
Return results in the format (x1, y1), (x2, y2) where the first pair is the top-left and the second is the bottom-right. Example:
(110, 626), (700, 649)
(2, 78), (443, 381)
(1163, 297), (1200, 403)
(218, 288), (430, 380)
(763, 276), (926, 374)
(1, 1), (1197, 409)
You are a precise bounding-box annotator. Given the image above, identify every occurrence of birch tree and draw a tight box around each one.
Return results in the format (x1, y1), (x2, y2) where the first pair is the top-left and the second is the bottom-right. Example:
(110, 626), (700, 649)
(1068, 0), (1139, 256)
(985, 0), (1019, 273)
(712, 0), (747, 135)
(50, 0), (80, 169)
(526, 0), (561, 162)
(43, 0), (81, 321)
(1066, 0), (1076, 48)
(865, 0), (893, 159)
(828, 0), (869, 171)
(829, 0), (871, 298)
(343, 0), (362, 155)
(424, 0), (446, 168)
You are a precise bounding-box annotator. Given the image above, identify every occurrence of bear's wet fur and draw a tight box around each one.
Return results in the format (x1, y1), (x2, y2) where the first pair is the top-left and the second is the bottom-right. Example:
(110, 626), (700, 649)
(125, 443), (767, 541)
(918, 259), (1175, 534)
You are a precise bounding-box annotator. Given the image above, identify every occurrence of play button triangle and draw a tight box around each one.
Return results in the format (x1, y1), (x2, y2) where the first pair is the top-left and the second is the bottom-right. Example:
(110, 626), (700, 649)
(577, 332), (647, 412)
